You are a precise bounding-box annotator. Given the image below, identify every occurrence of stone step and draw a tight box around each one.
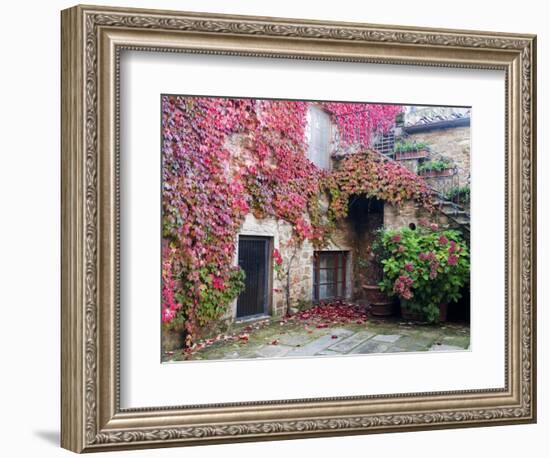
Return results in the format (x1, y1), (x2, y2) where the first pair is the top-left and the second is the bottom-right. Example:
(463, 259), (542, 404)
(435, 200), (464, 210)
(435, 199), (460, 207)
(441, 209), (469, 218)
(446, 215), (470, 225)
(455, 219), (470, 226)
(438, 213), (470, 231)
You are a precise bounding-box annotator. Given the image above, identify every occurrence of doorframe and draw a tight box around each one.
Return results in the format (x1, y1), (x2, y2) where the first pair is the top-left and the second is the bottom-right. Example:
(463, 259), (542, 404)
(235, 235), (273, 321)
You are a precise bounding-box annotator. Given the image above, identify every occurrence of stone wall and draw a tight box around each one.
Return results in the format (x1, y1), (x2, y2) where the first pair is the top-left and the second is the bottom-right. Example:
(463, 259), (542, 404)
(384, 201), (424, 229)
(219, 122), (460, 325)
(214, 197), (443, 329)
(397, 158), (419, 174)
(228, 215), (286, 320)
(227, 213), (356, 322)
(384, 201), (457, 233)
(223, 128), (359, 323)
(283, 217), (355, 313)
(406, 126), (471, 191)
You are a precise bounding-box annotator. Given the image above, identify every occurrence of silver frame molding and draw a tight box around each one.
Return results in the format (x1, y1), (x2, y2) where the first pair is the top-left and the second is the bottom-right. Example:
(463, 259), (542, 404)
(61, 4), (537, 453)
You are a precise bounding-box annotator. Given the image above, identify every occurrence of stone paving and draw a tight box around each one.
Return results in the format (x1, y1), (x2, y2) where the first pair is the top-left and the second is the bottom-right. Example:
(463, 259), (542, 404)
(163, 316), (470, 362)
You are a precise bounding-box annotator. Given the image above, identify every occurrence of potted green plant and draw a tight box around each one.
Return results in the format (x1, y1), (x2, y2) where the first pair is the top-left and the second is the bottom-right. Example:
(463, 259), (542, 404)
(377, 223), (470, 323)
(393, 140), (430, 161)
(418, 158), (455, 177)
(444, 185), (471, 206)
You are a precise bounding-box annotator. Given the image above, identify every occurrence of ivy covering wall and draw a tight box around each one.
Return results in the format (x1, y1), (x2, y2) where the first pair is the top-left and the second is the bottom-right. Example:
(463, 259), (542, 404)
(161, 96), (432, 345)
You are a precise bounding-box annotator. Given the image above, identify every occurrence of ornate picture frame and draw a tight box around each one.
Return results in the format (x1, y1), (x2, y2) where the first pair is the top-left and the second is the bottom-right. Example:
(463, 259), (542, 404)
(61, 4), (536, 453)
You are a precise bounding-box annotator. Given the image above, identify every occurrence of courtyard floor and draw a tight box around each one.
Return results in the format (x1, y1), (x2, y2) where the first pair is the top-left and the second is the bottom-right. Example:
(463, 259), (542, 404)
(163, 303), (470, 362)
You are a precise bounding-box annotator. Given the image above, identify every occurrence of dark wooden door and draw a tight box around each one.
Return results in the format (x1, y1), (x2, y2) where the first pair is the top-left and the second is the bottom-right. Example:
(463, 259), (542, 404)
(237, 237), (269, 318)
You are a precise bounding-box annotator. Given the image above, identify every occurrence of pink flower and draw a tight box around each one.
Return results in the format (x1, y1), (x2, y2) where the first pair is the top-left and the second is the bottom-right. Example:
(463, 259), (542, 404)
(438, 235), (449, 245)
(448, 241), (457, 254)
(419, 251), (435, 262)
(397, 245), (406, 253)
(429, 223), (439, 231)
(404, 262), (414, 272)
(393, 275), (414, 300)
(448, 254), (459, 266)
(391, 234), (402, 243)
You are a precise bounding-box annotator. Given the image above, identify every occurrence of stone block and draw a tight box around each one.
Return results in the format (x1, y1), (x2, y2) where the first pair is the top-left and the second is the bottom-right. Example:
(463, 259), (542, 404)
(328, 330), (375, 353)
(278, 333), (314, 347)
(287, 328), (353, 356)
(255, 344), (292, 358)
(372, 334), (402, 343)
(442, 335), (470, 349)
(350, 341), (389, 354)
(393, 335), (434, 351)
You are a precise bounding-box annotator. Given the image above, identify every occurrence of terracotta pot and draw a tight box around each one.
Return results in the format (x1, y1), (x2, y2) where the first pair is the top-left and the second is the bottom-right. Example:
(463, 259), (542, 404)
(362, 284), (390, 303)
(370, 301), (395, 317)
(419, 168), (454, 178)
(439, 303), (448, 322)
(395, 150), (429, 161)
(362, 285), (394, 317)
(399, 299), (426, 321)
(399, 301), (425, 322)
(400, 302), (448, 322)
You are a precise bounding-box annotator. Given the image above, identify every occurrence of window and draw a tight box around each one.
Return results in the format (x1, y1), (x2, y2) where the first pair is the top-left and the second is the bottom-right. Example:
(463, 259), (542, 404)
(313, 251), (348, 301)
(307, 105), (332, 169)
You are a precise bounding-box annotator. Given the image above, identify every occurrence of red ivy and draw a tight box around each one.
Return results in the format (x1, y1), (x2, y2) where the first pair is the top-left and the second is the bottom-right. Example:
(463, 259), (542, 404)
(161, 96), (429, 345)
(328, 151), (434, 219)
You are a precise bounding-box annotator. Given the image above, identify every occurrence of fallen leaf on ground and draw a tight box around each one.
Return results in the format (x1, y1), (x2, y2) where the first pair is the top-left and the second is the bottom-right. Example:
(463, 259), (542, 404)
(292, 301), (368, 326)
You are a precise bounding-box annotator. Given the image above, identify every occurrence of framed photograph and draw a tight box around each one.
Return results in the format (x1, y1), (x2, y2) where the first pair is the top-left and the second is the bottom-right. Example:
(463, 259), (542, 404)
(61, 4), (537, 453)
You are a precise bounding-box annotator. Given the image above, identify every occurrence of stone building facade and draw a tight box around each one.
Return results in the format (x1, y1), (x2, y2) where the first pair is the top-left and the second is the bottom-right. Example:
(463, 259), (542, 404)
(226, 214), (356, 321)
(406, 125), (471, 192)
(401, 107), (471, 196)
(224, 198), (438, 324)
(225, 200), (435, 325)
(219, 104), (459, 325)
